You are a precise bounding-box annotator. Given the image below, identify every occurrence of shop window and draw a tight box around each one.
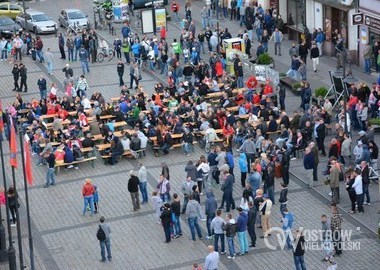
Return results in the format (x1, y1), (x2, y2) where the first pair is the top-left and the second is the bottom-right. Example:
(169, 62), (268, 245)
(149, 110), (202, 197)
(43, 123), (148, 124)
(287, 0), (306, 31)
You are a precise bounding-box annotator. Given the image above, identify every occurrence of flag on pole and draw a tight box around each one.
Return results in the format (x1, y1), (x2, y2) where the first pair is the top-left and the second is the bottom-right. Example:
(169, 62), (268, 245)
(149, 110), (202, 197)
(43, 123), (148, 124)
(0, 100), (4, 132)
(0, 100), (4, 142)
(9, 117), (18, 168)
(23, 134), (33, 185)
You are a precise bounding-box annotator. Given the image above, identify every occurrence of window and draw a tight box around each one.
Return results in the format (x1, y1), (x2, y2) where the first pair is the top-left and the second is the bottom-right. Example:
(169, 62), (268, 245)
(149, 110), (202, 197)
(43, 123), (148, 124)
(287, 0), (306, 31)
(0, 4), (8, 11)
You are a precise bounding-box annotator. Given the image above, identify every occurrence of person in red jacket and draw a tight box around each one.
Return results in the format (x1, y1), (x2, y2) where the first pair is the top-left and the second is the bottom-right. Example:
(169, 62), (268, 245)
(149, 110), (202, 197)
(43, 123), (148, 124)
(160, 26), (167, 40)
(82, 178), (95, 216)
(171, 1), (180, 22)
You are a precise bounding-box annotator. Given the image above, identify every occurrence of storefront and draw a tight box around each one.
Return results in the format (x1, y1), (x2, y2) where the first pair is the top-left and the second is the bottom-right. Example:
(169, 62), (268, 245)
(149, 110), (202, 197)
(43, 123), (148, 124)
(286, 0), (306, 42)
(313, 0), (354, 57)
(357, 0), (380, 71)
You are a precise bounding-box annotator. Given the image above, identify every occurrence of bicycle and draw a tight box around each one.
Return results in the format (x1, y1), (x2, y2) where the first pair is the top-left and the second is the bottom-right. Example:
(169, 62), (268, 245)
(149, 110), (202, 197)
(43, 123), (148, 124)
(97, 48), (114, 62)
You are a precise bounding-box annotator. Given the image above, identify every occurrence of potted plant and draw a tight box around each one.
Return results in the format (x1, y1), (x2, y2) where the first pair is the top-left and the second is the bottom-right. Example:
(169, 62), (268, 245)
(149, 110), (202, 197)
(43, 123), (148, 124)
(291, 82), (302, 96)
(314, 87), (328, 98)
(279, 72), (287, 78)
(256, 53), (272, 65)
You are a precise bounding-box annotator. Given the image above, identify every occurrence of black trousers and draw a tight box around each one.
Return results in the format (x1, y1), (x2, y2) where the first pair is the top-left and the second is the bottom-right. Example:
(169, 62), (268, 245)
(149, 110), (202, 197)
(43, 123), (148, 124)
(332, 230), (342, 255)
(20, 79), (27, 91)
(59, 45), (66, 59)
(316, 137), (325, 155)
(348, 191), (356, 212)
(313, 164), (318, 181)
(118, 72), (124, 86)
(282, 166), (289, 185)
(248, 225), (256, 245)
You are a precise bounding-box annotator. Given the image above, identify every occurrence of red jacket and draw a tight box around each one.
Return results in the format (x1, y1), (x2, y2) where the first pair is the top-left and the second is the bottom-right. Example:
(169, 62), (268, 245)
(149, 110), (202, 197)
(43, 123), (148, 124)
(82, 183), (95, 197)
(215, 61), (223, 77)
(171, 3), (179, 12)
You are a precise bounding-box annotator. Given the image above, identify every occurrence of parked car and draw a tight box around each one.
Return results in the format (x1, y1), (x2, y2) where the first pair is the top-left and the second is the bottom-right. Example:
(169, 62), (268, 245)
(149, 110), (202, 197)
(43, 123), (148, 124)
(16, 9), (57, 34)
(58, 9), (88, 29)
(0, 15), (22, 39)
(0, 2), (23, 19)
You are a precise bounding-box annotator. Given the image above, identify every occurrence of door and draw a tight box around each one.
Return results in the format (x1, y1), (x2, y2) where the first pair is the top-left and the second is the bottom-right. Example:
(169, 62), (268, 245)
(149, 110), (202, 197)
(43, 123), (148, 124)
(369, 30), (380, 70)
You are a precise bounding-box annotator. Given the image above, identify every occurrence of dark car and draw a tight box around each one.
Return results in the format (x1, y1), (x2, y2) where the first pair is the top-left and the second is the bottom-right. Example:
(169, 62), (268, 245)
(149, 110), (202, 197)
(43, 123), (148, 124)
(0, 15), (22, 39)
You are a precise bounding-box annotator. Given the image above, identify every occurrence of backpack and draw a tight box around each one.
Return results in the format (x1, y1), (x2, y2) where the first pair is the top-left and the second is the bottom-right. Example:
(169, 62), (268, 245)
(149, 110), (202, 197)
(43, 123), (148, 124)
(96, 225), (106, 241)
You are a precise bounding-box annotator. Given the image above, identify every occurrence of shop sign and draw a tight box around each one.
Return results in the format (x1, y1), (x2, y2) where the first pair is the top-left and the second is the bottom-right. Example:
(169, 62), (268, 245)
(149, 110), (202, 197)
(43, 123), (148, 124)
(352, 13), (363, 25)
(364, 15), (380, 31)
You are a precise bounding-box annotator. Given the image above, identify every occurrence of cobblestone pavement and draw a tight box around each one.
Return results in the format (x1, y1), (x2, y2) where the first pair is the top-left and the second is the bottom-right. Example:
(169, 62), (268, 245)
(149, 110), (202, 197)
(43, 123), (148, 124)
(0, 0), (379, 269)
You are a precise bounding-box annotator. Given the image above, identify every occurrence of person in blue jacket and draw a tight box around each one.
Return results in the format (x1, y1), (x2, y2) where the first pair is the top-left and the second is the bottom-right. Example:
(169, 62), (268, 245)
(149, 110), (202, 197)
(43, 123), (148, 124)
(239, 153), (248, 188)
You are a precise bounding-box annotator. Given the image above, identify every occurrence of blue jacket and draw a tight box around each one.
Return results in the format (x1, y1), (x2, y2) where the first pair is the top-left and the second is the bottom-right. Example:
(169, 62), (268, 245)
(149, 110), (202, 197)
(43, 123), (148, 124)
(226, 152), (234, 169)
(315, 32), (324, 43)
(64, 147), (74, 163)
(249, 171), (262, 196)
(74, 37), (82, 49)
(239, 153), (248, 173)
(237, 212), (248, 232)
(237, 0), (243, 8)
(282, 212), (294, 230)
(303, 152), (314, 170)
(207, 152), (218, 166)
(131, 43), (141, 55)
(222, 175), (234, 193)
(78, 48), (88, 61)
(358, 145), (371, 163)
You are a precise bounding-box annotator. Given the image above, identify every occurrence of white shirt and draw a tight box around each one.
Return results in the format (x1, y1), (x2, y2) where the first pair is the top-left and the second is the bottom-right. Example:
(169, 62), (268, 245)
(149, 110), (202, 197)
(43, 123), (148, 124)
(351, 175), (363, 195)
(81, 98), (91, 109)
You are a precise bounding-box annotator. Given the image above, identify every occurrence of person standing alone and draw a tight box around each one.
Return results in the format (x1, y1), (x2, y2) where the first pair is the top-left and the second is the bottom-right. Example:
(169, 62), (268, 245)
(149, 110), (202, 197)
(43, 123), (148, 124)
(310, 42), (320, 72)
(117, 60), (125, 86)
(82, 178), (95, 216)
(97, 216), (112, 262)
(128, 170), (140, 211)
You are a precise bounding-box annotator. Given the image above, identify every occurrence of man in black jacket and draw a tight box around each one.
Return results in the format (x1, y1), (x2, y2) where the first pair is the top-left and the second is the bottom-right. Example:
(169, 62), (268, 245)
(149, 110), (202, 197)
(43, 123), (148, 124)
(19, 63), (27, 92)
(162, 130), (173, 155)
(117, 60), (125, 86)
(316, 118), (326, 156)
(293, 231), (306, 269)
(160, 203), (172, 243)
(127, 170), (140, 211)
(182, 128), (193, 156)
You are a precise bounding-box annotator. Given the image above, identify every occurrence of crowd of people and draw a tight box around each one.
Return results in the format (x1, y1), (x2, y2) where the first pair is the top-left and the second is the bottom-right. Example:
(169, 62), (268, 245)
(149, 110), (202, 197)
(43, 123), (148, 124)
(0, 0), (379, 269)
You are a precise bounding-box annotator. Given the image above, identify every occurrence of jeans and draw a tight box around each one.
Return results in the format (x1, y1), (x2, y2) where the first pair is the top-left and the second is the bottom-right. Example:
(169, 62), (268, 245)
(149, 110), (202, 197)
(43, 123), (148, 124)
(239, 15), (245, 27)
(287, 69), (299, 81)
(81, 60), (90, 75)
(40, 90), (47, 100)
(100, 238), (112, 261)
(214, 233), (225, 252)
(201, 17), (208, 29)
(274, 42), (281, 55)
(227, 236), (235, 257)
(317, 42), (322, 56)
(182, 143), (193, 154)
(83, 195), (94, 215)
(206, 213), (215, 237)
(139, 182), (148, 203)
(46, 168), (55, 186)
(237, 231), (248, 254)
(68, 48), (74, 61)
(118, 72), (124, 86)
(363, 184), (370, 203)
(172, 215), (182, 235)
(237, 76), (243, 88)
(188, 217), (202, 240)
(262, 42), (268, 52)
(1, 49), (7, 59)
(36, 49), (44, 62)
(162, 143), (171, 154)
(280, 203), (287, 217)
(74, 47), (80, 61)
(173, 12), (180, 22)
(265, 185), (274, 204)
(294, 255), (306, 270)
(124, 52), (130, 63)
(285, 229), (293, 249)
(364, 58), (371, 73)
(47, 61), (53, 74)
(160, 193), (170, 203)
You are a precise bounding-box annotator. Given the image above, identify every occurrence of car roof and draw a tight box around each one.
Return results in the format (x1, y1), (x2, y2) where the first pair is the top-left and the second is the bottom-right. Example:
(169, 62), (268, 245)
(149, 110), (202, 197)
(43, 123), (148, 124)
(0, 2), (21, 6)
(62, 9), (83, 13)
(24, 9), (47, 16)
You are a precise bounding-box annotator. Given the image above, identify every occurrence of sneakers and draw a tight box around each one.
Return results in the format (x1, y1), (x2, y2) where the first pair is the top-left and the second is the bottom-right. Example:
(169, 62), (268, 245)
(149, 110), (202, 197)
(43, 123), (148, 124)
(227, 256), (236, 259)
(67, 165), (74, 169)
(206, 236), (213, 240)
(221, 251), (226, 255)
(291, 157), (296, 161)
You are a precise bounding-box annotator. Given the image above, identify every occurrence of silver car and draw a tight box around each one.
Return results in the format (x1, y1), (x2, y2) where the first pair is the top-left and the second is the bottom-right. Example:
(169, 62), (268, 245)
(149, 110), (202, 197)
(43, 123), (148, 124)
(16, 10), (57, 34)
(58, 9), (88, 29)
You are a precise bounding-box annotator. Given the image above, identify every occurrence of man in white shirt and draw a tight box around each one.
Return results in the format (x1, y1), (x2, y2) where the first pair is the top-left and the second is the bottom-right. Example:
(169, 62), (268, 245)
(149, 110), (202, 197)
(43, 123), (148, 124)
(351, 169), (364, 213)
(204, 245), (219, 270)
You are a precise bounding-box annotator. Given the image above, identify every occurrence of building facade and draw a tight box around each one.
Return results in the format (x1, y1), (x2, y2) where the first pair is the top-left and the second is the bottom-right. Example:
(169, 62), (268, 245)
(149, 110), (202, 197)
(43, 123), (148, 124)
(357, 0), (380, 70)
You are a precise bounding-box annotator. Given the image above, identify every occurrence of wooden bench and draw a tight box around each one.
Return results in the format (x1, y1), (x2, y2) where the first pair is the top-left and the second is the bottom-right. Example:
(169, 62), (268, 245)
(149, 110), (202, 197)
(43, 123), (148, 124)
(54, 156), (97, 174)
(100, 148), (146, 163)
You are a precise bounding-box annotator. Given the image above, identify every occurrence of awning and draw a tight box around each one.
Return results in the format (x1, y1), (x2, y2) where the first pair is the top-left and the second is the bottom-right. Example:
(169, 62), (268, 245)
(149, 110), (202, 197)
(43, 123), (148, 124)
(316, 0), (355, 11)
